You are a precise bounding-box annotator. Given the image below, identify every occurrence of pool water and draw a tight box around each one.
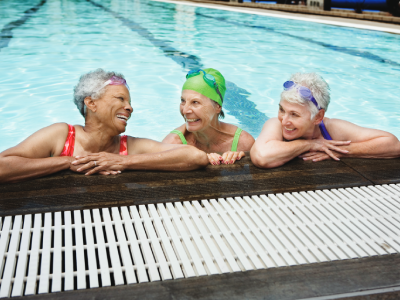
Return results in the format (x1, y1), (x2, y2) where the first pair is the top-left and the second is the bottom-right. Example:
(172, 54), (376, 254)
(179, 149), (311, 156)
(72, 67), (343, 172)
(0, 0), (399, 152)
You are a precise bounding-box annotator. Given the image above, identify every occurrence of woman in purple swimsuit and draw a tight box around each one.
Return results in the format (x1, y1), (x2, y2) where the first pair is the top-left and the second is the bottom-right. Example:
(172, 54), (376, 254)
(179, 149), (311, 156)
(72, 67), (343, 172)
(251, 72), (400, 169)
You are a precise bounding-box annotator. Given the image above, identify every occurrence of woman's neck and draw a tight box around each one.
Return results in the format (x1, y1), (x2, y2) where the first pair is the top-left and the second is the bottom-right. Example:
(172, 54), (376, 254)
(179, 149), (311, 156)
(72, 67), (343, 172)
(191, 120), (232, 150)
(310, 123), (323, 140)
(80, 120), (120, 153)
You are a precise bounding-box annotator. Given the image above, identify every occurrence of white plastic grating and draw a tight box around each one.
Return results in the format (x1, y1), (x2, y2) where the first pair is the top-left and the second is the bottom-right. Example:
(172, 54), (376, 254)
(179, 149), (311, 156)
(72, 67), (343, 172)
(1, 184), (400, 298)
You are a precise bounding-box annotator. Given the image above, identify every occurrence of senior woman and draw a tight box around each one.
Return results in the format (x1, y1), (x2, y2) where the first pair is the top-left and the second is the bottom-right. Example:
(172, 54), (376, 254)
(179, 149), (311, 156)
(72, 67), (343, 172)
(251, 72), (400, 168)
(0, 69), (208, 183)
(163, 68), (255, 165)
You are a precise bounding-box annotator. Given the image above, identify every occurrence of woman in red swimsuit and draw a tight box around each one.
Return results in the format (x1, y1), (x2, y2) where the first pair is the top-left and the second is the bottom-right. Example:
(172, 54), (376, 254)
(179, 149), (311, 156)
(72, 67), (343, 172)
(0, 69), (208, 183)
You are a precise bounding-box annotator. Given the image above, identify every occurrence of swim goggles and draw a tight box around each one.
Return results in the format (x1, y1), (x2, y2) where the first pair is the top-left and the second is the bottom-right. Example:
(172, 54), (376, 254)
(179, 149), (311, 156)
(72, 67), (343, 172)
(186, 69), (224, 104)
(283, 81), (320, 110)
(94, 76), (130, 94)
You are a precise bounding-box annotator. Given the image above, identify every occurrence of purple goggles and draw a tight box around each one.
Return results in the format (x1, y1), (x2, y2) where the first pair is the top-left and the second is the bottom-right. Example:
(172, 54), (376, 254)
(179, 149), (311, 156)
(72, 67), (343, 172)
(283, 81), (320, 110)
(94, 75), (129, 93)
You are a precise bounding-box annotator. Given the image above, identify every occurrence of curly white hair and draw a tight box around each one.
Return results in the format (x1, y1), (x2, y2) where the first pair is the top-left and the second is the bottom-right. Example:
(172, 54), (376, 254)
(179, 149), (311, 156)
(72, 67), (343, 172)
(73, 68), (125, 117)
(280, 72), (330, 119)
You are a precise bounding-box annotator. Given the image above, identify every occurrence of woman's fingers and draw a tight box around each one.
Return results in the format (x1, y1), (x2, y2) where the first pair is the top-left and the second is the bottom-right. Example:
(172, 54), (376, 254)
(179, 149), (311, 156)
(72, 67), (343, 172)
(222, 152), (229, 163)
(231, 152), (239, 163)
(330, 140), (351, 145)
(223, 152), (234, 164)
(312, 154), (331, 162)
(207, 153), (221, 165)
(77, 161), (98, 172)
(299, 152), (318, 158)
(85, 166), (104, 176)
(238, 151), (245, 160)
(206, 154), (213, 165)
(324, 148), (340, 161)
(329, 145), (349, 154)
(72, 156), (97, 165)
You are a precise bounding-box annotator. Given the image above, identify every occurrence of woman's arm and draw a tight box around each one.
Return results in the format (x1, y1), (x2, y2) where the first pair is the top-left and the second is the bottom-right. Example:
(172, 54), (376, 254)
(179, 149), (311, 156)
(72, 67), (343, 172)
(250, 118), (350, 169)
(0, 123), (72, 183)
(162, 125), (186, 144)
(72, 137), (209, 174)
(324, 119), (400, 159)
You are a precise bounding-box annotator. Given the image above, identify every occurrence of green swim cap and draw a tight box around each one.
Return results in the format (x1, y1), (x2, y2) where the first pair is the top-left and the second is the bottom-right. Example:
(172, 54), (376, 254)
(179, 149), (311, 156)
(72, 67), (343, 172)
(182, 68), (226, 107)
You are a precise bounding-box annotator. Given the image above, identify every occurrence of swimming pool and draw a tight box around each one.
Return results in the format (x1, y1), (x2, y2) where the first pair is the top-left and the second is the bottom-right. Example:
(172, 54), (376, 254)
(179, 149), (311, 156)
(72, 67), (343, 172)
(0, 0), (399, 152)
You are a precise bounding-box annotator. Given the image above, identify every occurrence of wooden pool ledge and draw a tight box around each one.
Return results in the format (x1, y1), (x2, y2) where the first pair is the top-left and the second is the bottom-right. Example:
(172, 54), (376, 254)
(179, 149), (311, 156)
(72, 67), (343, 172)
(1, 156), (400, 217)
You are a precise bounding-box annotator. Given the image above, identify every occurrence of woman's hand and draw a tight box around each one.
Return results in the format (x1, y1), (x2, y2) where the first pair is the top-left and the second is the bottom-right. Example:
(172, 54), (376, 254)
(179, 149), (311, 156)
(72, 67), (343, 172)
(299, 150), (343, 162)
(207, 153), (223, 165)
(221, 151), (245, 164)
(71, 152), (127, 175)
(307, 139), (350, 161)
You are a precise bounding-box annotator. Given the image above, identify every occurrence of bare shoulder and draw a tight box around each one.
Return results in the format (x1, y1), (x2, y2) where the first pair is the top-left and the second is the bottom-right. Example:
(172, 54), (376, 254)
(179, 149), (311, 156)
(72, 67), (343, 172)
(1, 122), (70, 158)
(162, 124), (186, 144)
(237, 129), (255, 151)
(256, 118), (283, 141)
(325, 118), (394, 141)
(262, 117), (281, 130)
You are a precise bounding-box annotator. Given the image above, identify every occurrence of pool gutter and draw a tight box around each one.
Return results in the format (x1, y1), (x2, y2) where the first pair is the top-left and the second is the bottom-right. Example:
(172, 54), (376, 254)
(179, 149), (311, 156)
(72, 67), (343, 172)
(154, 0), (400, 34)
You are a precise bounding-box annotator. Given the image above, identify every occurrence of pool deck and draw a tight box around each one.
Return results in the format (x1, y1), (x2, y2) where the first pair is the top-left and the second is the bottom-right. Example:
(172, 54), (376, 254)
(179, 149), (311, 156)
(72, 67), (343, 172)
(155, 0), (400, 34)
(2, 156), (400, 217)
(2, 156), (400, 299)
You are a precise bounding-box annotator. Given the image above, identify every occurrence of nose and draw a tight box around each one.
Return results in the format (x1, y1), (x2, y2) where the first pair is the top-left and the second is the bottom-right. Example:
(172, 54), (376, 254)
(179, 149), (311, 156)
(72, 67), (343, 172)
(125, 103), (133, 114)
(182, 102), (192, 115)
(281, 113), (290, 125)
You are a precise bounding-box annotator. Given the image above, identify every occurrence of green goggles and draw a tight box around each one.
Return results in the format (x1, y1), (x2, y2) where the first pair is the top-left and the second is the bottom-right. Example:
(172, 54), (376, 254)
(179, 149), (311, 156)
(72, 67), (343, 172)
(186, 69), (224, 104)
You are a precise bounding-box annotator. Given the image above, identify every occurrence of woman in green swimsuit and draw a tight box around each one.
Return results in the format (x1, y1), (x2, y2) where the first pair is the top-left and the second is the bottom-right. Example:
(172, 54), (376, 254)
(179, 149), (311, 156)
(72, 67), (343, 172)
(163, 68), (255, 165)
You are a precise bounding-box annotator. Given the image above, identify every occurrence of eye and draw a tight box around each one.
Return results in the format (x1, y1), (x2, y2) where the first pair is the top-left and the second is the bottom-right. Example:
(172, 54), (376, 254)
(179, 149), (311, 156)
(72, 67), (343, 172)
(279, 107), (284, 113)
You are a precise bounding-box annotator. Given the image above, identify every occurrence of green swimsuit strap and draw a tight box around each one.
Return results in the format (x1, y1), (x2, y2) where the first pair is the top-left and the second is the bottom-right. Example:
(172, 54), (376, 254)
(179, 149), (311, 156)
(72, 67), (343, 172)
(231, 127), (242, 152)
(170, 130), (188, 145)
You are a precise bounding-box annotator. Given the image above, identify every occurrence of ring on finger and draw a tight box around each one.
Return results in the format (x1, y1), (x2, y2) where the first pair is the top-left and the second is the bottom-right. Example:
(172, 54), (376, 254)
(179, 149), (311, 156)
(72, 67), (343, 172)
(94, 161), (97, 167)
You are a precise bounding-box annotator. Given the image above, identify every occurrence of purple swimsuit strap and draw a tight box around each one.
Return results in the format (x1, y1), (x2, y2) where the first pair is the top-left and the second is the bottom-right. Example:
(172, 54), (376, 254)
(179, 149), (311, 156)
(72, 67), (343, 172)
(319, 120), (332, 140)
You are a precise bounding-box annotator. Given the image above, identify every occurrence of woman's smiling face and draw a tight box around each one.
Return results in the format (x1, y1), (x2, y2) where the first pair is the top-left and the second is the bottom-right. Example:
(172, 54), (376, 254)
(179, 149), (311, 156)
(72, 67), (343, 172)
(278, 99), (316, 140)
(88, 85), (133, 134)
(180, 89), (220, 132)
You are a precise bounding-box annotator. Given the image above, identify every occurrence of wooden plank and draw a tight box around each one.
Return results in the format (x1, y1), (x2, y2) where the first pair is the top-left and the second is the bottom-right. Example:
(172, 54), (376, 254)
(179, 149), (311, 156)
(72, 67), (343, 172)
(0, 157), (377, 217)
(10, 254), (400, 300)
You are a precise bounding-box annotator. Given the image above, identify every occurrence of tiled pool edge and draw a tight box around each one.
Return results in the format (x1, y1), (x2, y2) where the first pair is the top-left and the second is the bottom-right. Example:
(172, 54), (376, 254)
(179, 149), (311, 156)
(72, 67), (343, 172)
(154, 0), (400, 34)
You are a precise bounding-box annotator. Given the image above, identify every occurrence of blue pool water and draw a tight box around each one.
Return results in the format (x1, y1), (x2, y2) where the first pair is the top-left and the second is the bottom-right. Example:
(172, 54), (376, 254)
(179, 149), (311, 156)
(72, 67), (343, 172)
(0, 0), (399, 152)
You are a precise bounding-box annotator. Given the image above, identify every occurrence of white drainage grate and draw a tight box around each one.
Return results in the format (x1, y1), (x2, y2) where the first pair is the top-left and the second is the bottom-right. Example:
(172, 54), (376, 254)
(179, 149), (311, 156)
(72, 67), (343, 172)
(1, 184), (400, 298)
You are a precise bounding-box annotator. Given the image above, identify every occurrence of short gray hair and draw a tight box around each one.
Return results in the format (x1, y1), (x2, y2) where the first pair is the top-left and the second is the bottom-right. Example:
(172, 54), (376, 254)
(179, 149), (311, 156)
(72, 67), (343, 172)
(73, 68), (125, 117)
(280, 72), (330, 119)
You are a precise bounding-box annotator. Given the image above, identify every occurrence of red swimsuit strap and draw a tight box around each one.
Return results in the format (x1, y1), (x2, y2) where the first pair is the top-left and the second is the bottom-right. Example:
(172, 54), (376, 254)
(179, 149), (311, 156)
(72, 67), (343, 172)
(60, 124), (75, 157)
(120, 135), (128, 155)
(60, 125), (127, 156)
